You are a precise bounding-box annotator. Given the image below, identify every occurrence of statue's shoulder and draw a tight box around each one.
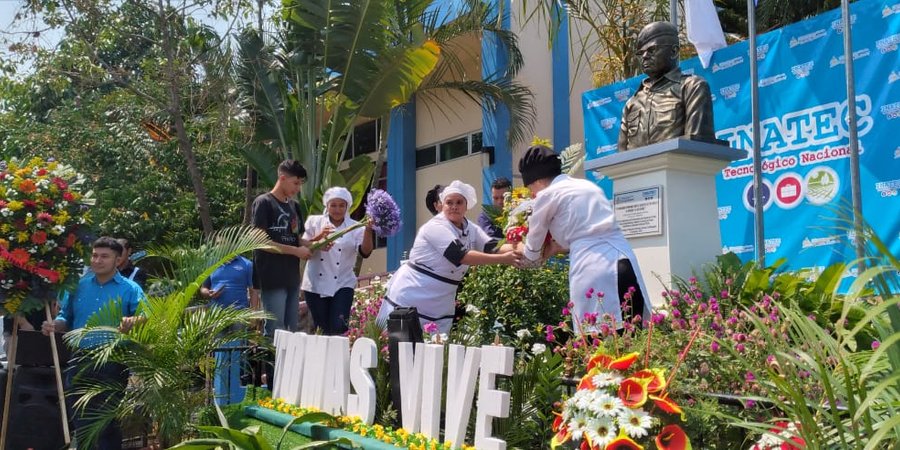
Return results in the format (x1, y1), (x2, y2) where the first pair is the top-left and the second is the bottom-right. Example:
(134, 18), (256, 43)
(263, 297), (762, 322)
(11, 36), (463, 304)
(680, 73), (710, 87)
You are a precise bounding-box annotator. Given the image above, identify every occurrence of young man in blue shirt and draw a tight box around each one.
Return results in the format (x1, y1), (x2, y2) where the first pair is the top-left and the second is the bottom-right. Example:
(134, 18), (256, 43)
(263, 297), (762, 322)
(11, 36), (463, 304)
(200, 255), (259, 404)
(42, 237), (145, 450)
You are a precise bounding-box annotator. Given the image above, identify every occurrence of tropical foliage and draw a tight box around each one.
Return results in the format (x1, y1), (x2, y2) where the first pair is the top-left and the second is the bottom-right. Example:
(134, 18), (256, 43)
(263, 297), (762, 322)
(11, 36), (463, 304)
(235, 0), (535, 214)
(65, 226), (271, 447)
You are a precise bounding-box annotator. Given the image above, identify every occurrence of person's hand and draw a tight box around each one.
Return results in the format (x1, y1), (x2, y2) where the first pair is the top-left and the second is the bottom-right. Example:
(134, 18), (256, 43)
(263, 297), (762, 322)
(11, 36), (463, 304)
(499, 250), (522, 267)
(296, 246), (312, 260)
(40, 320), (57, 336)
(312, 226), (334, 242)
(119, 316), (145, 333)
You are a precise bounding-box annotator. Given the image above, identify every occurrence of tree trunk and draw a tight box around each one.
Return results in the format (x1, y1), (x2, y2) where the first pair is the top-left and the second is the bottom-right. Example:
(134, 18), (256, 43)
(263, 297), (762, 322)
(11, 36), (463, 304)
(159, 0), (214, 235)
(243, 165), (255, 225)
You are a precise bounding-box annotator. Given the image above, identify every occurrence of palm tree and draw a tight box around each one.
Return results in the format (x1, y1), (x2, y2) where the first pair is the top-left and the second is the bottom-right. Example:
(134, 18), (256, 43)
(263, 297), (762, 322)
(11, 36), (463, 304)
(234, 0), (535, 214)
(64, 226), (272, 448)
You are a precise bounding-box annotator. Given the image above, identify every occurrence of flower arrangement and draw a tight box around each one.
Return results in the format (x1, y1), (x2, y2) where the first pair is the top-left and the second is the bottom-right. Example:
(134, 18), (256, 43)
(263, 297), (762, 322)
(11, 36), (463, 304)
(550, 347), (692, 450)
(500, 187), (535, 244)
(749, 421), (805, 450)
(311, 189), (401, 251)
(0, 157), (94, 316)
(258, 397), (475, 450)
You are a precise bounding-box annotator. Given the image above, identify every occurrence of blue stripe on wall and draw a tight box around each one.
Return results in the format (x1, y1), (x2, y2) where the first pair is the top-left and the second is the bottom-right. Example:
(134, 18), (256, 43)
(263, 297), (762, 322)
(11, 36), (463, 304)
(385, 102), (416, 271)
(551, 4), (570, 152)
(481, 0), (512, 202)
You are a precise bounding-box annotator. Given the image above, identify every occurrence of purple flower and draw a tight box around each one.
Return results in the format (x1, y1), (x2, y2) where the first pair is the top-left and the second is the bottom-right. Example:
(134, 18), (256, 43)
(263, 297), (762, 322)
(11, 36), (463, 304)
(710, 341), (720, 353)
(736, 343), (746, 353)
(745, 372), (756, 382)
(423, 322), (439, 334)
(872, 340), (881, 350)
(366, 189), (402, 237)
(744, 399), (756, 409)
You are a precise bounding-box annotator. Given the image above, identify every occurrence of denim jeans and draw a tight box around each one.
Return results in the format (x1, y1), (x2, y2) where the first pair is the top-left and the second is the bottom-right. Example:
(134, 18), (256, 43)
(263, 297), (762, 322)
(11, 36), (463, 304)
(304, 287), (355, 335)
(261, 285), (301, 337)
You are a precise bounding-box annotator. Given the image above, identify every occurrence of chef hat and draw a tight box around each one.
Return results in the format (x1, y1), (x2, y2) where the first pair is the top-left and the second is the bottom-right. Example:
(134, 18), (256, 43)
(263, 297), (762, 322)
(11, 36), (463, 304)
(518, 145), (562, 186)
(439, 180), (478, 210)
(323, 186), (353, 211)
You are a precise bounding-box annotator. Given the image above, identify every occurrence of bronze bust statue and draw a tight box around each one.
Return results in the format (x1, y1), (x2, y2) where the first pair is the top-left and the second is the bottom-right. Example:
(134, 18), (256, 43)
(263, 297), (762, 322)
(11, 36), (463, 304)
(618, 21), (716, 151)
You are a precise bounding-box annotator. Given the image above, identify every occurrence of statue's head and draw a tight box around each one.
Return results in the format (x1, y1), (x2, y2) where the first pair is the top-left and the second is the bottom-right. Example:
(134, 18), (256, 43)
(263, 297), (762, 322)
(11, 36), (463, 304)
(637, 21), (679, 79)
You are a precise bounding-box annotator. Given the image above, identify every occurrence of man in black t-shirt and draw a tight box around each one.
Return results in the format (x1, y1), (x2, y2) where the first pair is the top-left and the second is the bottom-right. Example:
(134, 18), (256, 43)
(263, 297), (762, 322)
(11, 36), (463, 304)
(251, 160), (315, 338)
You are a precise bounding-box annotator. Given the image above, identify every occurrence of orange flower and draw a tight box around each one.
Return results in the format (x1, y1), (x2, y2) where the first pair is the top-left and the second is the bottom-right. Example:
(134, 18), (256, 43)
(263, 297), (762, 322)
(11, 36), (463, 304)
(618, 377), (649, 408)
(587, 351), (639, 371)
(18, 179), (37, 194)
(656, 424), (691, 450)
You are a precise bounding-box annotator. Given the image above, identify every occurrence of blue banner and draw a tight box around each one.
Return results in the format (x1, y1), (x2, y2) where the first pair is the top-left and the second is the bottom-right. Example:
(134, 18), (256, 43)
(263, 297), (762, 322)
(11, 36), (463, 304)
(583, 0), (900, 275)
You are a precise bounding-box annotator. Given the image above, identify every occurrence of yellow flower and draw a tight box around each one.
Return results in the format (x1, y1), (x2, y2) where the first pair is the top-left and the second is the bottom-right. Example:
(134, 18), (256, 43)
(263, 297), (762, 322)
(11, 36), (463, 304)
(6, 201), (23, 211)
(16, 232), (28, 243)
(54, 210), (69, 226)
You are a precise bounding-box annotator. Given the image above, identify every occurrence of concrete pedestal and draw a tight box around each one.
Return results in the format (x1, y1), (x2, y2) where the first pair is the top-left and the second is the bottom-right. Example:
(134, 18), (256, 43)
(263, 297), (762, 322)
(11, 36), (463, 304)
(585, 138), (746, 307)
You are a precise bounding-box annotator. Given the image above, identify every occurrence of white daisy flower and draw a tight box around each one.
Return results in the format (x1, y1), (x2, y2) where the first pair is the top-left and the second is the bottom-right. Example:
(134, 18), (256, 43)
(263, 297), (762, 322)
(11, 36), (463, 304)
(619, 408), (653, 438)
(584, 416), (617, 448)
(567, 412), (589, 440)
(591, 371), (623, 388)
(531, 343), (547, 355)
(592, 393), (626, 417)
(516, 329), (532, 339)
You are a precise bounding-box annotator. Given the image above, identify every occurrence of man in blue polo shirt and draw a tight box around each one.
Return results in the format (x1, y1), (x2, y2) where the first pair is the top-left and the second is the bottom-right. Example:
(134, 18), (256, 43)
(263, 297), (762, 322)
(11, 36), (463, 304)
(42, 237), (144, 450)
(200, 255), (258, 405)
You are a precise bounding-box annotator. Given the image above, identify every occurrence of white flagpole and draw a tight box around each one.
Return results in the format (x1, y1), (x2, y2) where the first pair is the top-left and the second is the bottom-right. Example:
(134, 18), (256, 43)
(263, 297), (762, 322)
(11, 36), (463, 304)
(748, 0), (765, 265)
(841, 0), (865, 266)
(670, 0), (679, 28)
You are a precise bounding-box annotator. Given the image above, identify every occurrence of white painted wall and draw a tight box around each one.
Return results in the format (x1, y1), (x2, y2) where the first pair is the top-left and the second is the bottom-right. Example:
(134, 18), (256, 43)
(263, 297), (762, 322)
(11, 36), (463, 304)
(415, 154), (485, 229)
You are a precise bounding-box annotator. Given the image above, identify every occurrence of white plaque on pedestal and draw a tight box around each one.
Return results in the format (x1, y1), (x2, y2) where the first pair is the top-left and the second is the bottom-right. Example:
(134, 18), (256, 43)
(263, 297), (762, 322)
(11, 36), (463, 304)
(614, 186), (663, 238)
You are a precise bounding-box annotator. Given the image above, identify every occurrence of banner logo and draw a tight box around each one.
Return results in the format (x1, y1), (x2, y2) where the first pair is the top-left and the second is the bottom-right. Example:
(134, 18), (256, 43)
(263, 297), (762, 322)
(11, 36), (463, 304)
(802, 235), (841, 249)
(712, 56), (744, 73)
(719, 83), (741, 99)
(756, 44), (770, 60)
(722, 244), (754, 255)
(765, 238), (782, 254)
(586, 97), (612, 109)
(600, 117), (617, 130)
(883, 4), (900, 18)
(831, 14), (857, 33)
(791, 61), (815, 79)
(881, 102), (900, 119)
(876, 34), (900, 53)
(743, 179), (774, 211)
(890, 71), (900, 83)
(875, 179), (900, 197)
(614, 88), (633, 102)
(790, 29), (827, 48)
(774, 173), (804, 209)
(718, 205), (732, 220)
(759, 73), (787, 88)
(804, 166), (840, 205)
(830, 48), (871, 67)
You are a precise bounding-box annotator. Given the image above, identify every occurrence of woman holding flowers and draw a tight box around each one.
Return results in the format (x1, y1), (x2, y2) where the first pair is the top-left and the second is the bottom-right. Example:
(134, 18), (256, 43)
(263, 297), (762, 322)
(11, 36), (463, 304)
(517, 145), (652, 333)
(301, 187), (375, 335)
(376, 180), (522, 334)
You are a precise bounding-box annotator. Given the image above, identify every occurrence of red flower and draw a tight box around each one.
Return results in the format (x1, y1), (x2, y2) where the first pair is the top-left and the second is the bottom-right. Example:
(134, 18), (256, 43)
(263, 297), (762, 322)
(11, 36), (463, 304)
(0, 200), (6, 209)
(22, 199), (37, 209)
(31, 231), (48, 245)
(41, 197), (54, 207)
(36, 168), (47, 176)
(34, 267), (60, 284)
(65, 233), (77, 247)
(18, 179), (37, 193)
(631, 369), (667, 393)
(618, 377), (649, 408)
(649, 394), (685, 420)
(37, 212), (53, 222)
(62, 191), (75, 201)
(56, 247), (68, 254)
(52, 177), (68, 190)
(8, 248), (31, 265)
(656, 424), (692, 450)
(588, 352), (639, 371)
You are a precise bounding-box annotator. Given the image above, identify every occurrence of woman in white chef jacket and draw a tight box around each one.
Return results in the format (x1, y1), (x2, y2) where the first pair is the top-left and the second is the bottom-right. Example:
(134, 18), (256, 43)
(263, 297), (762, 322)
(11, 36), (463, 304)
(376, 180), (521, 334)
(301, 187), (374, 335)
(517, 145), (652, 333)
